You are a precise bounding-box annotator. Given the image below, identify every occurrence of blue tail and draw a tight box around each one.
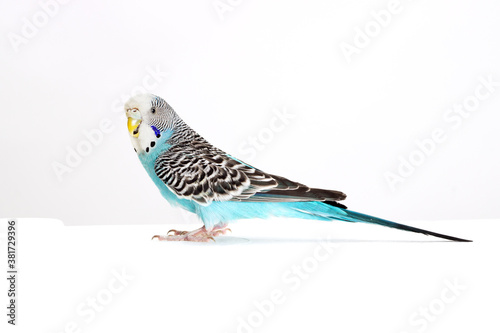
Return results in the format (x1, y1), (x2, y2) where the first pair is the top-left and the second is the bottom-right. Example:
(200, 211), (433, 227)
(338, 209), (471, 242)
(287, 202), (471, 242)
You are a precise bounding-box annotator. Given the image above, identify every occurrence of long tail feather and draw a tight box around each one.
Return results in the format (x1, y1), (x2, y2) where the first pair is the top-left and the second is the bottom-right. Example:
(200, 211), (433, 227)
(338, 209), (471, 242)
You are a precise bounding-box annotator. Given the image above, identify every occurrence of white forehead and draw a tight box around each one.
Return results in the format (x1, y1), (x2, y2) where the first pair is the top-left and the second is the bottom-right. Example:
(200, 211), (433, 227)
(124, 93), (154, 111)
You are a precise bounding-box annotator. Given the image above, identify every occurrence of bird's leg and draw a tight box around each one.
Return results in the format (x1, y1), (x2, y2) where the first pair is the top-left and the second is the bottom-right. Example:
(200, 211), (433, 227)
(210, 223), (231, 237)
(152, 223), (231, 242)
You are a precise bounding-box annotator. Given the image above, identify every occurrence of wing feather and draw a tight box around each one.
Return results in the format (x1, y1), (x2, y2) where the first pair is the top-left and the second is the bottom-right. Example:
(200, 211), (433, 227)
(154, 140), (346, 207)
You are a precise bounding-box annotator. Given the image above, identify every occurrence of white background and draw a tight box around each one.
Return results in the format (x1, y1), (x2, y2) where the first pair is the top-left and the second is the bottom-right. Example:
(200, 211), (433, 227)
(1, 0), (499, 225)
(0, 1), (499, 331)
(1, 218), (497, 333)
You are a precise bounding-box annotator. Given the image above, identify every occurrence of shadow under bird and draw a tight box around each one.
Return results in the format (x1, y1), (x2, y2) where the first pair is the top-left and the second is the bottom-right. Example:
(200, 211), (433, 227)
(124, 94), (471, 242)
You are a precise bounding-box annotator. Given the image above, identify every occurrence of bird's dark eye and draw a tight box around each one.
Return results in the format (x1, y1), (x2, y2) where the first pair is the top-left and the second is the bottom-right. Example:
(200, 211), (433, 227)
(151, 107), (156, 114)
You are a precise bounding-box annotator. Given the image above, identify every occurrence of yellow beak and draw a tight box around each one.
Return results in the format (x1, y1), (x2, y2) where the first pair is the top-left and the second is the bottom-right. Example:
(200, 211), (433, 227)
(127, 117), (141, 137)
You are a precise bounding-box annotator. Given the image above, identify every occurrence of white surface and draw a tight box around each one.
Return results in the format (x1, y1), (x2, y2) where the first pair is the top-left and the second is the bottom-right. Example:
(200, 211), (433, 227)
(1, 218), (497, 333)
(1, 0), (500, 224)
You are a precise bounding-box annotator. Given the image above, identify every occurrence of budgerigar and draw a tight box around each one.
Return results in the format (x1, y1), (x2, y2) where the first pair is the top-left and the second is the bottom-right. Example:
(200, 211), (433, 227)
(125, 94), (470, 242)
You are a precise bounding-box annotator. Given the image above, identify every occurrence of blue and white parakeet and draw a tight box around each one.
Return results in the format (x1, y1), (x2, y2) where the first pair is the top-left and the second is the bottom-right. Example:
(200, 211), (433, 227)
(124, 94), (470, 242)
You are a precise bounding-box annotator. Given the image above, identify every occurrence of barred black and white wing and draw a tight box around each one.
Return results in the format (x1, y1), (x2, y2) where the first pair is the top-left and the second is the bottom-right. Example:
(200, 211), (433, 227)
(154, 140), (347, 207)
(154, 140), (277, 205)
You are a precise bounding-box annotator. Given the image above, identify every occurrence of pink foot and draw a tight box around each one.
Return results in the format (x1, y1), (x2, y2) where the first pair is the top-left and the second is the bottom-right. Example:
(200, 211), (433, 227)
(152, 224), (231, 242)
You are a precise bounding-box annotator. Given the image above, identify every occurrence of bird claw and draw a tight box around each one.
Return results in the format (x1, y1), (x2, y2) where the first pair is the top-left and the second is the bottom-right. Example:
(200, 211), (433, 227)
(212, 227), (232, 237)
(167, 229), (188, 236)
(152, 225), (230, 242)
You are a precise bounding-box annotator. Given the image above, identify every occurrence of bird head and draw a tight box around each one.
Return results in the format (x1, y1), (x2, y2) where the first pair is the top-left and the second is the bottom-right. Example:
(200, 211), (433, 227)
(124, 93), (174, 154)
(124, 93), (166, 137)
